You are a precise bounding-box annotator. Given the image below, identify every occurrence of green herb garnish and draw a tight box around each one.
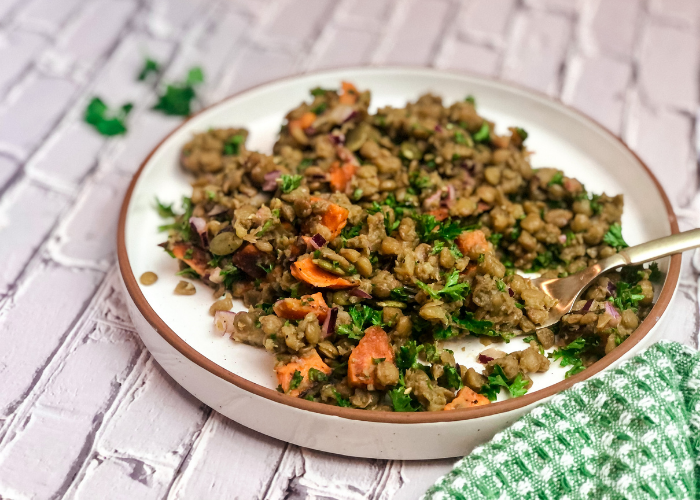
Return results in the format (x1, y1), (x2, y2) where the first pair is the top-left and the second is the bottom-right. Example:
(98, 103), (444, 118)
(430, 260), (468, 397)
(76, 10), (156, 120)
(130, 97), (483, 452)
(289, 370), (303, 390)
(153, 67), (204, 116)
(603, 223), (628, 249)
(137, 58), (160, 81)
(336, 305), (383, 340)
(472, 122), (490, 143)
(84, 97), (133, 136)
(279, 174), (303, 193)
(548, 172), (564, 186)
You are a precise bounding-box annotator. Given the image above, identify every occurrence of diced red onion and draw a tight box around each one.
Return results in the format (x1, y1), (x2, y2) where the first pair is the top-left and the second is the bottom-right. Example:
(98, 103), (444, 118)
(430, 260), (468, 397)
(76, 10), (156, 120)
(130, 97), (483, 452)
(441, 184), (456, 208)
(581, 300), (593, 312)
(328, 105), (355, 124)
(209, 267), (223, 284)
(434, 124), (443, 132)
(328, 133), (345, 146)
(477, 201), (490, 212)
(461, 159), (476, 173)
(606, 281), (617, 297)
(214, 310), (238, 336)
(189, 217), (208, 247)
(321, 307), (338, 338)
(336, 145), (359, 165)
(207, 204), (228, 216)
(349, 289), (372, 299)
(558, 234), (567, 244)
(263, 170), (281, 192)
(477, 354), (494, 364)
(508, 287), (514, 297)
(304, 126), (316, 136)
(604, 302), (621, 327)
(310, 233), (326, 249)
(423, 190), (442, 210)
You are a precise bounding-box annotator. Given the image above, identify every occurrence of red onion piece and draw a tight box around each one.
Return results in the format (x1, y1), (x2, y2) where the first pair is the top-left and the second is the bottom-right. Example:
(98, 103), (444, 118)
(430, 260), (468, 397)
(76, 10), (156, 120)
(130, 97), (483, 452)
(604, 301), (621, 327)
(581, 299), (593, 312)
(423, 190), (442, 210)
(558, 234), (567, 244)
(214, 310), (238, 335)
(207, 204), (228, 216)
(189, 216), (208, 247)
(328, 133), (345, 146)
(442, 184), (456, 208)
(349, 289), (372, 299)
(606, 281), (617, 297)
(434, 124), (443, 132)
(477, 201), (491, 212)
(327, 105), (355, 124)
(508, 287), (514, 297)
(477, 354), (494, 364)
(263, 170), (281, 191)
(336, 145), (359, 166)
(310, 233), (326, 249)
(304, 126), (316, 136)
(321, 307), (338, 337)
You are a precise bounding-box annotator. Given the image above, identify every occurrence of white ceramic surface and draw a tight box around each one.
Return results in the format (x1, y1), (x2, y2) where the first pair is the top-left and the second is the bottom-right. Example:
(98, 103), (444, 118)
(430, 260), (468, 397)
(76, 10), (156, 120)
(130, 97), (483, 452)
(119, 67), (679, 459)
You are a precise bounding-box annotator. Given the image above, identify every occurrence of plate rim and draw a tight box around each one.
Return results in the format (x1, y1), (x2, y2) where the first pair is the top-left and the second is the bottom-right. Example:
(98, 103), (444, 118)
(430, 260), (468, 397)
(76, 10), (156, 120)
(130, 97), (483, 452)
(117, 66), (681, 424)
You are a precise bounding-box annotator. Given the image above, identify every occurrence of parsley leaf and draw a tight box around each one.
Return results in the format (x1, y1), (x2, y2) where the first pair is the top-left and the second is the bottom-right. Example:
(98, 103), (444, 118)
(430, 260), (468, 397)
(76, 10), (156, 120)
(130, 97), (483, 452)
(153, 67), (204, 116)
(472, 122), (490, 143)
(515, 127), (528, 141)
(289, 370), (303, 391)
(158, 197), (193, 241)
(603, 223), (628, 249)
(390, 287), (411, 302)
(397, 340), (423, 371)
(389, 373), (419, 412)
(223, 134), (245, 155)
(332, 389), (352, 407)
(649, 262), (662, 282)
(279, 174), (303, 193)
(84, 97), (133, 136)
(308, 368), (327, 382)
(176, 267), (200, 279)
(341, 223), (362, 243)
(337, 305), (383, 339)
(480, 365), (529, 401)
(155, 197), (176, 218)
(219, 264), (242, 289)
(137, 58), (160, 81)
(310, 87), (332, 96)
(465, 95), (476, 105)
(415, 269), (470, 302)
(549, 337), (598, 378)
(441, 365), (463, 389)
(548, 172), (564, 186)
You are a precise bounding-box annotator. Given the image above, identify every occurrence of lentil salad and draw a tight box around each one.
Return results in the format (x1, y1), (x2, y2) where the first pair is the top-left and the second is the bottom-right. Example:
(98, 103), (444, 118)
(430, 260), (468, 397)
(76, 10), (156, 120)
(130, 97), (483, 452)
(156, 82), (660, 412)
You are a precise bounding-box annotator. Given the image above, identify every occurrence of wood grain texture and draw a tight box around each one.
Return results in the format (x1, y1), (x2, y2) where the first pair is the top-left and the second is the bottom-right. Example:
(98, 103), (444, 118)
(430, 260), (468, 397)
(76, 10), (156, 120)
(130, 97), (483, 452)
(0, 0), (698, 497)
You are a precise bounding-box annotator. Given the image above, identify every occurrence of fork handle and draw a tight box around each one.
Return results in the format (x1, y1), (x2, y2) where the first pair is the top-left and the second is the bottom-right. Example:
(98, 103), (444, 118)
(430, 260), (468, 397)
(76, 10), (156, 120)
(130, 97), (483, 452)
(600, 228), (700, 270)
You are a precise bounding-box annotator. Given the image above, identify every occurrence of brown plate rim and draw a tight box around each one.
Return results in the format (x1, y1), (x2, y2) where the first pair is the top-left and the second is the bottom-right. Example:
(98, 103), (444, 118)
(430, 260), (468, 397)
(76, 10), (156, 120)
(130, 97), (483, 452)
(117, 67), (681, 425)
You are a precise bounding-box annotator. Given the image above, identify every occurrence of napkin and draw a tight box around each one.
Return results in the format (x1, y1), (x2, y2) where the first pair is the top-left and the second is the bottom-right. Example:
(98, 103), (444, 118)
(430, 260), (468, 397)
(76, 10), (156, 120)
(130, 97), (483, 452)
(423, 341), (700, 499)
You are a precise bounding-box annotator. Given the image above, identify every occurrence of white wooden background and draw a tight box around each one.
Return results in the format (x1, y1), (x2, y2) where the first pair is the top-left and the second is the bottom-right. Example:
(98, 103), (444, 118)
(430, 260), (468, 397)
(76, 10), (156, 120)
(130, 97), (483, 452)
(0, 0), (699, 498)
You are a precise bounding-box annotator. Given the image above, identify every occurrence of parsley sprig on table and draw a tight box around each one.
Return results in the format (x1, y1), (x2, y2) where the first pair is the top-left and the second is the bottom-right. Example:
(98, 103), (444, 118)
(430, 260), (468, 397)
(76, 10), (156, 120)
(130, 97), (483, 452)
(153, 67), (204, 116)
(84, 97), (133, 136)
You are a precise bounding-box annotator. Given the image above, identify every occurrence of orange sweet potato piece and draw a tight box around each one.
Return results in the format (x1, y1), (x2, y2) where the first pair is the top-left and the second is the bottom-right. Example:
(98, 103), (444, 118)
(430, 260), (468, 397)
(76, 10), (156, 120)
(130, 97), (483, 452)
(231, 243), (269, 279)
(172, 243), (208, 276)
(443, 387), (491, 410)
(456, 229), (491, 260)
(276, 349), (331, 397)
(291, 258), (355, 289)
(309, 196), (349, 239)
(348, 326), (395, 389)
(426, 208), (449, 221)
(339, 81), (359, 105)
(328, 161), (357, 193)
(299, 112), (317, 129)
(273, 292), (329, 322)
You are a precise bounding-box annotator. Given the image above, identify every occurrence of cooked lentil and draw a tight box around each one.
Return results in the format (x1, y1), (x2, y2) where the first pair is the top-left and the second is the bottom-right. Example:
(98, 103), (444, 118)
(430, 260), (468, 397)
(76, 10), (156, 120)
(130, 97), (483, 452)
(140, 271), (158, 285)
(157, 82), (660, 411)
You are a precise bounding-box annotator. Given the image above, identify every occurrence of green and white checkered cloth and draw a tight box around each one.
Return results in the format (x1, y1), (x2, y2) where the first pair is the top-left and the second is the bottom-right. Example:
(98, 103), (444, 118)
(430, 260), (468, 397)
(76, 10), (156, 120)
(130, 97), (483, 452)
(424, 341), (700, 499)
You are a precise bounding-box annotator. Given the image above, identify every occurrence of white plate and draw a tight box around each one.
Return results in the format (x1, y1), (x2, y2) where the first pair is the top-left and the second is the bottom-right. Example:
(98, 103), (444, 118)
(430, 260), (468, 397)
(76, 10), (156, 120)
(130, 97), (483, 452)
(118, 67), (680, 460)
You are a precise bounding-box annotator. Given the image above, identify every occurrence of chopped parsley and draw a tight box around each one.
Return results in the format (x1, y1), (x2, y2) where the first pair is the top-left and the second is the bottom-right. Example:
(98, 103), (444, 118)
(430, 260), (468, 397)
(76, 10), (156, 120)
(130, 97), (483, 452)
(257, 263), (274, 274)
(279, 174), (303, 193)
(413, 214), (476, 243)
(454, 130), (470, 145)
(480, 364), (529, 401)
(310, 87), (332, 96)
(223, 134), (245, 155)
(341, 223), (362, 243)
(84, 97), (133, 136)
(548, 172), (564, 186)
(515, 127), (528, 141)
(397, 340), (423, 371)
(155, 197), (176, 218)
(289, 370), (303, 390)
(431, 240), (463, 259)
(336, 305), (383, 339)
(496, 279), (506, 292)
(549, 337), (598, 378)
(158, 197), (193, 241)
(465, 95), (476, 105)
(389, 373), (419, 412)
(390, 288), (411, 302)
(609, 281), (645, 312)
(176, 267), (200, 279)
(332, 389), (351, 407)
(308, 368), (327, 382)
(603, 223), (628, 249)
(153, 67), (204, 116)
(415, 269), (471, 302)
(472, 122), (490, 143)
(649, 262), (662, 282)
(441, 365), (463, 389)
(372, 357), (386, 364)
(311, 102), (327, 114)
